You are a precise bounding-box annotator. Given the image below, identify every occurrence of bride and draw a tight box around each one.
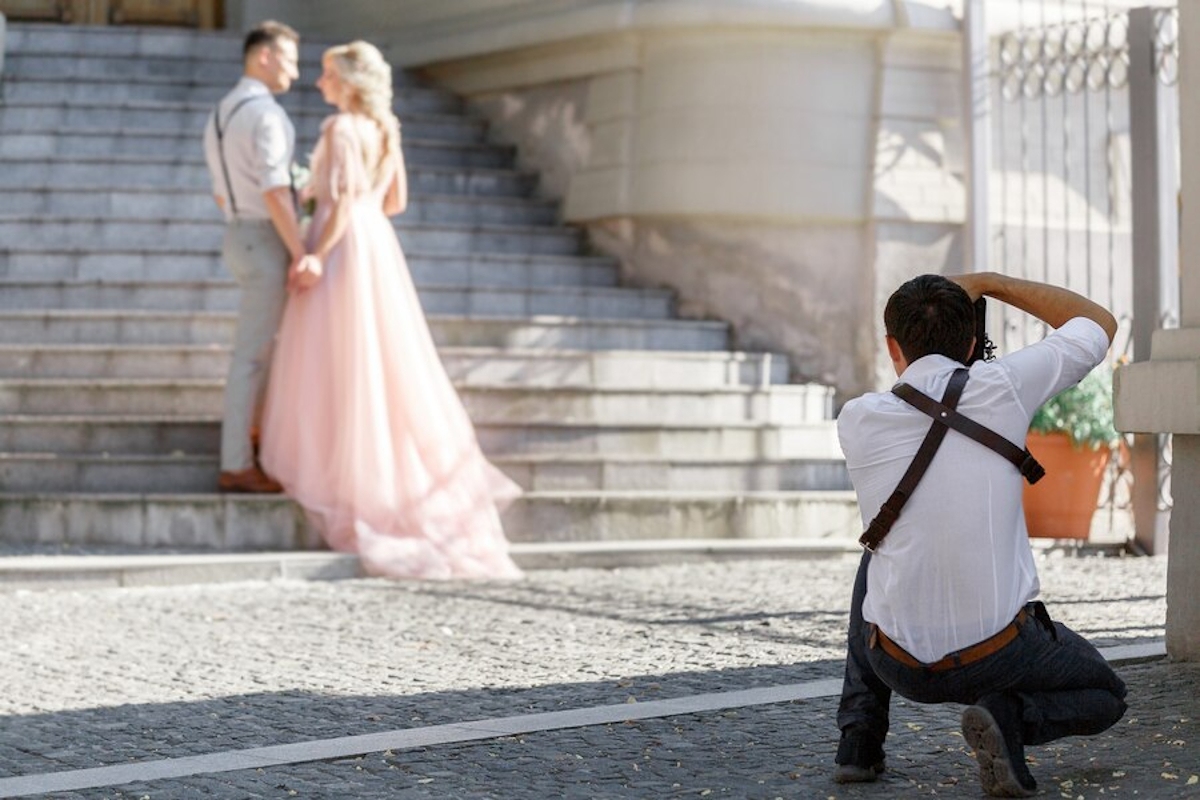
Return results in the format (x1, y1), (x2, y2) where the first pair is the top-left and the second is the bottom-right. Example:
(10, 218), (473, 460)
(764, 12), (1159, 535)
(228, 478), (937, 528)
(259, 41), (522, 580)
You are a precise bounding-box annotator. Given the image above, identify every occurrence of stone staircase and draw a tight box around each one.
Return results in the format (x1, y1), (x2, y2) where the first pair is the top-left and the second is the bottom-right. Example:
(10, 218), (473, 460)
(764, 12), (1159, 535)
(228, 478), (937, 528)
(0, 23), (858, 551)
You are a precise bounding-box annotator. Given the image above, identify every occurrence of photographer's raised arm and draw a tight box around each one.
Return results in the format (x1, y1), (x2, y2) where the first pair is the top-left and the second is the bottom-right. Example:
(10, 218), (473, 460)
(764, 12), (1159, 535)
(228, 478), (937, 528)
(950, 272), (1117, 345)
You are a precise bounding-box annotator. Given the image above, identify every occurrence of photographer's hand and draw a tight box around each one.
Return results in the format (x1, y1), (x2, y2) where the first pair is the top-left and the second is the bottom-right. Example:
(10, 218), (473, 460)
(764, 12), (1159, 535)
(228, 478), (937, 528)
(946, 272), (996, 302)
(949, 272), (1117, 345)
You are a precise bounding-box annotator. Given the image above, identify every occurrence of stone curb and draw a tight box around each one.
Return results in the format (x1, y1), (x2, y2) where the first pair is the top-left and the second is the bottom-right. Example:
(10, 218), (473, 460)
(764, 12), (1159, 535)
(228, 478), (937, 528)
(0, 540), (857, 589)
(0, 537), (1131, 590)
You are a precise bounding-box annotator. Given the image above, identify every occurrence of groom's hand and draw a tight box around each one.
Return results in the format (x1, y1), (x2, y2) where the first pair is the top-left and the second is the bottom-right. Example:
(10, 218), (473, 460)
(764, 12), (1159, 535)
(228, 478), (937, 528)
(287, 254), (323, 293)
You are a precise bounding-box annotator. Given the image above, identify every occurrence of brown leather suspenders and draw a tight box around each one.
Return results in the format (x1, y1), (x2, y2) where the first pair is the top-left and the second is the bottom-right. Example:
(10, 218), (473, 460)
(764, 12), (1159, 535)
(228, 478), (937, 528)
(858, 367), (1046, 553)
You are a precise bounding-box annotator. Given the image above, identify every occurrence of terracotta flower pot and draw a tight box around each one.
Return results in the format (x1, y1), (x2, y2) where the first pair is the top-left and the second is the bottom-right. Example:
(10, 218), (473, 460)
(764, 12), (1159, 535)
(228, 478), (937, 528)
(1023, 431), (1111, 540)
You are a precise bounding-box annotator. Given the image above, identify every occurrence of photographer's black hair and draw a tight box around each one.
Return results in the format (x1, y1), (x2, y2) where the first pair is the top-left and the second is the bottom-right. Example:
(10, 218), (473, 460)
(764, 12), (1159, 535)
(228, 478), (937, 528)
(884, 274), (976, 364)
(243, 20), (299, 59)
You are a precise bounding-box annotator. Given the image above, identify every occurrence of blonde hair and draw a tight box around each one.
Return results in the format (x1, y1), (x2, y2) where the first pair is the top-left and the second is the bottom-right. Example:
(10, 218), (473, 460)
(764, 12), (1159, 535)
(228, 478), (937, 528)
(325, 41), (401, 170)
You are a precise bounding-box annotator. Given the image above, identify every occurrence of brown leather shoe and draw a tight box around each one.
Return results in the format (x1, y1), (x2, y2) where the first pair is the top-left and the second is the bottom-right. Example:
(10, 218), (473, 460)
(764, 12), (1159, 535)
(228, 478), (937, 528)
(218, 466), (283, 494)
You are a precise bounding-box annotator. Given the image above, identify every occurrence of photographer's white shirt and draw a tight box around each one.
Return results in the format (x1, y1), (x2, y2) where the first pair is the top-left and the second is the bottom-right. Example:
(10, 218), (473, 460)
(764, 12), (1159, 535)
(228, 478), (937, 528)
(837, 317), (1110, 663)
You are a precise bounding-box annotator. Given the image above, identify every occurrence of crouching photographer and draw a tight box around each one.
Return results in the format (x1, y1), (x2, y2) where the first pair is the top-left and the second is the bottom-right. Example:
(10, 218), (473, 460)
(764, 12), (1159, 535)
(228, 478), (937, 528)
(832, 272), (1128, 798)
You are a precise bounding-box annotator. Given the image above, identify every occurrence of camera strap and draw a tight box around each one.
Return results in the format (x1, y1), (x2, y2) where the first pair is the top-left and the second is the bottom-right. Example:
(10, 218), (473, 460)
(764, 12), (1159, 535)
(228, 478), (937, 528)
(858, 367), (1046, 553)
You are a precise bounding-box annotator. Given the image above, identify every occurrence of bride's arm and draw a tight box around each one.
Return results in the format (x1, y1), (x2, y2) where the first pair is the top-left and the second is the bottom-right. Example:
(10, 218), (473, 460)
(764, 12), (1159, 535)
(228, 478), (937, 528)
(288, 195), (349, 292)
(309, 119), (358, 263)
(383, 148), (408, 217)
(312, 195), (352, 262)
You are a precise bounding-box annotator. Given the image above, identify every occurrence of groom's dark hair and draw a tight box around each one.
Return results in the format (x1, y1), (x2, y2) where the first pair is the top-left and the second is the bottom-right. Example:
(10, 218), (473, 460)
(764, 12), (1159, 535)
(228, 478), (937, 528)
(243, 20), (299, 59)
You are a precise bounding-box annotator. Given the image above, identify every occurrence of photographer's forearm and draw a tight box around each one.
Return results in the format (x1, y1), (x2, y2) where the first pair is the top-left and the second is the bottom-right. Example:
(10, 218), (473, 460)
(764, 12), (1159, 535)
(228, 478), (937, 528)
(263, 187), (305, 261)
(984, 273), (1117, 344)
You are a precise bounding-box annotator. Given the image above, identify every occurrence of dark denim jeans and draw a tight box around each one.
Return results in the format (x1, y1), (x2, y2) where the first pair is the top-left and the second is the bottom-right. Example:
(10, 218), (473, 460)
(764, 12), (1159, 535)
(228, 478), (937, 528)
(836, 552), (1128, 763)
(836, 552), (892, 763)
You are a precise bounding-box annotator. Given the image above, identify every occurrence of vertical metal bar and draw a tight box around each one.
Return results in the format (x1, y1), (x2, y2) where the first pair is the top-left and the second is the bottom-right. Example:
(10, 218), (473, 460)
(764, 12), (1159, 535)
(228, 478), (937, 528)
(1158, 12), (1181, 332)
(964, 0), (990, 274)
(999, 38), (1013, 350)
(1084, 0), (1094, 299)
(1063, 26), (1072, 292)
(1127, 7), (1171, 555)
(1020, 0), (1032, 346)
(1130, 8), (1163, 365)
(1104, 1), (1116, 312)
(1041, 0), (1051, 290)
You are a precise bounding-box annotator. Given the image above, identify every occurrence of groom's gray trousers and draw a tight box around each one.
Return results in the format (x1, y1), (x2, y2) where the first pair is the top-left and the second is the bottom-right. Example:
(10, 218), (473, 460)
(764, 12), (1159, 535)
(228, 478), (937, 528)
(220, 219), (289, 472)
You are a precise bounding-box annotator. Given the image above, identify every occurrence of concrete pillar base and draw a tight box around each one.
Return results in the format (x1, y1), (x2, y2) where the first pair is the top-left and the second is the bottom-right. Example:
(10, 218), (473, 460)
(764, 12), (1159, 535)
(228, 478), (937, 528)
(1114, 330), (1200, 659)
(1166, 436), (1200, 659)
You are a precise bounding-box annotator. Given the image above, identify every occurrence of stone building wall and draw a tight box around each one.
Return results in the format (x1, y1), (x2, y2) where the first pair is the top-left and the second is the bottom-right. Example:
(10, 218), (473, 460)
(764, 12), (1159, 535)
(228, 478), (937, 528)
(225, 1), (969, 400)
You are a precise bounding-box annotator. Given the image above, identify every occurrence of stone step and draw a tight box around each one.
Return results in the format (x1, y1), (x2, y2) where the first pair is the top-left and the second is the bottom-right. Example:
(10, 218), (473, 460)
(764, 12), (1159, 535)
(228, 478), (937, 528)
(0, 345), (788, 385)
(0, 280), (672, 318)
(0, 188), (558, 226)
(0, 130), (515, 168)
(3, 24), (342, 62)
(0, 102), (487, 144)
(0, 217), (583, 255)
(0, 75), (462, 114)
(0, 249), (618, 285)
(0, 158), (536, 197)
(0, 490), (861, 547)
(0, 452), (849, 493)
(0, 380), (817, 423)
(2, 51), (422, 88)
(503, 455), (849, 491)
(0, 415), (836, 460)
(0, 311), (726, 350)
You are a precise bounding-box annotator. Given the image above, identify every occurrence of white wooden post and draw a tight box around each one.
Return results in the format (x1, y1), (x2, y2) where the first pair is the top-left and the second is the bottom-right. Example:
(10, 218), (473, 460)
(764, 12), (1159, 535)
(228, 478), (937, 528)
(962, 0), (990, 273)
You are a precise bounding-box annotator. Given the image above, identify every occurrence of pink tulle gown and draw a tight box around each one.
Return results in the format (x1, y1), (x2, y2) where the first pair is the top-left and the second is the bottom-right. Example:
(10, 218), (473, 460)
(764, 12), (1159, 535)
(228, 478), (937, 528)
(260, 114), (522, 580)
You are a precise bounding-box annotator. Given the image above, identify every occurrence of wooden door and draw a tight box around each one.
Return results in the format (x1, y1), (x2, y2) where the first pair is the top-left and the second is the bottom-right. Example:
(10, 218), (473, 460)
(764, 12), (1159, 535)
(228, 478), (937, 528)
(106, 0), (219, 28)
(0, 0), (221, 27)
(0, 0), (80, 23)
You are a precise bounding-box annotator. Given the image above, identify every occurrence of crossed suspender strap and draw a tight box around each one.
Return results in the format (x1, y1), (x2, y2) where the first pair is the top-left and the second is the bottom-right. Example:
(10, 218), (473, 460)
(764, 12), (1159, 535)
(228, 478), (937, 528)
(212, 96), (266, 218)
(858, 367), (1046, 553)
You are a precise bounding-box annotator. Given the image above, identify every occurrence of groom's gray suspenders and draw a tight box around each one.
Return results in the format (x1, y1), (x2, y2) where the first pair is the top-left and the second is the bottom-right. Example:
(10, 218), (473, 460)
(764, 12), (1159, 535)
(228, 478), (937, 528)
(212, 96), (266, 218)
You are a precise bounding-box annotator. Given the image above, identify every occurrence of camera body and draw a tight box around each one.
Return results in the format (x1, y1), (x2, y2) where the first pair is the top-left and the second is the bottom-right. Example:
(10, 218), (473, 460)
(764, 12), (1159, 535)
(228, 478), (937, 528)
(967, 298), (996, 364)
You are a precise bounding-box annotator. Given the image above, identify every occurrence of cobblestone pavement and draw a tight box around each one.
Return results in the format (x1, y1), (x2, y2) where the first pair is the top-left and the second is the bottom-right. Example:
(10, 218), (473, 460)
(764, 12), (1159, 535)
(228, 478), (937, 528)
(0, 552), (1187, 798)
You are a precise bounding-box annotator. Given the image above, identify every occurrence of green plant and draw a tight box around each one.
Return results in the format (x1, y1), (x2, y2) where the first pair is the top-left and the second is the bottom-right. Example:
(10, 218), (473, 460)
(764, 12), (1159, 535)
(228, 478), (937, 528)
(1029, 365), (1120, 451)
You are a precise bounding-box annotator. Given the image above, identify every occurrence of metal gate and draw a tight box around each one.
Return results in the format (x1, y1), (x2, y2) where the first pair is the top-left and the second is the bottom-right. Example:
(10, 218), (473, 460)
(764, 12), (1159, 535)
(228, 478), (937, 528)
(987, 1), (1178, 550)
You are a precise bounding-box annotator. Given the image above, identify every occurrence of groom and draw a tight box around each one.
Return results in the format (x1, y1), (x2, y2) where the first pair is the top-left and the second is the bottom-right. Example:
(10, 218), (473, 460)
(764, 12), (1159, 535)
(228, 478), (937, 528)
(202, 20), (311, 493)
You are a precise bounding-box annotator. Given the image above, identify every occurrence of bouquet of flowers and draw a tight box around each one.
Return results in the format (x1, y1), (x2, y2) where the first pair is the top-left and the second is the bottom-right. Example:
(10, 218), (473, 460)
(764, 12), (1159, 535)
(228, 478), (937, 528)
(291, 162), (317, 238)
(289, 162), (322, 290)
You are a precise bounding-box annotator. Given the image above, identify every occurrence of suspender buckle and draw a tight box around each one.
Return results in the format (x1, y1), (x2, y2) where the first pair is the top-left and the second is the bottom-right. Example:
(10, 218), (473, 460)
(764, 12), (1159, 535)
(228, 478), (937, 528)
(859, 500), (900, 552)
(1019, 452), (1045, 484)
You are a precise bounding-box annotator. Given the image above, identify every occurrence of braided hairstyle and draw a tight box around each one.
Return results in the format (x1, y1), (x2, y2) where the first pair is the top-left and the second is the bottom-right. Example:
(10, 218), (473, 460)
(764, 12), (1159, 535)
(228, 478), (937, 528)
(324, 41), (401, 172)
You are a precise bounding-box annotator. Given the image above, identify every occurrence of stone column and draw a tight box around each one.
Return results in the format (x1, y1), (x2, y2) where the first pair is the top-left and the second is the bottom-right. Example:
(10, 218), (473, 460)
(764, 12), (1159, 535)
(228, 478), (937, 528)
(1113, 2), (1200, 660)
(0, 12), (7, 82)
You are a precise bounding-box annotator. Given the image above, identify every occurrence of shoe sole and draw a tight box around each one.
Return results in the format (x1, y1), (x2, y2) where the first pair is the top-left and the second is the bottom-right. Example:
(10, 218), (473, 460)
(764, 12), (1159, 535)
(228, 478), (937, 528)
(961, 706), (1036, 798)
(217, 482), (283, 494)
(832, 761), (885, 784)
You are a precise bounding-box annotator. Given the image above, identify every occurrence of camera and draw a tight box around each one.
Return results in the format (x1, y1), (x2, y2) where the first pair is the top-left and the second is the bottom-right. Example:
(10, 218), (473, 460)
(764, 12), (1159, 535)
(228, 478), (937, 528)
(968, 298), (996, 364)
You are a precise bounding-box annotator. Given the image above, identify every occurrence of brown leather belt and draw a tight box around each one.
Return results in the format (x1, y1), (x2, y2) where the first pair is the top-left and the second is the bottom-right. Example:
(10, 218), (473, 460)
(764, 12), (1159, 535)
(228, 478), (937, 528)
(870, 609), (1028, 672)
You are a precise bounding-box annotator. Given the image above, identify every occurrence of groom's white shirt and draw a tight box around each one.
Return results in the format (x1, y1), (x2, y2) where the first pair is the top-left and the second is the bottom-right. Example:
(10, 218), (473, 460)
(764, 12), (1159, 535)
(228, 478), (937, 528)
(202, 76), (295, 222)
